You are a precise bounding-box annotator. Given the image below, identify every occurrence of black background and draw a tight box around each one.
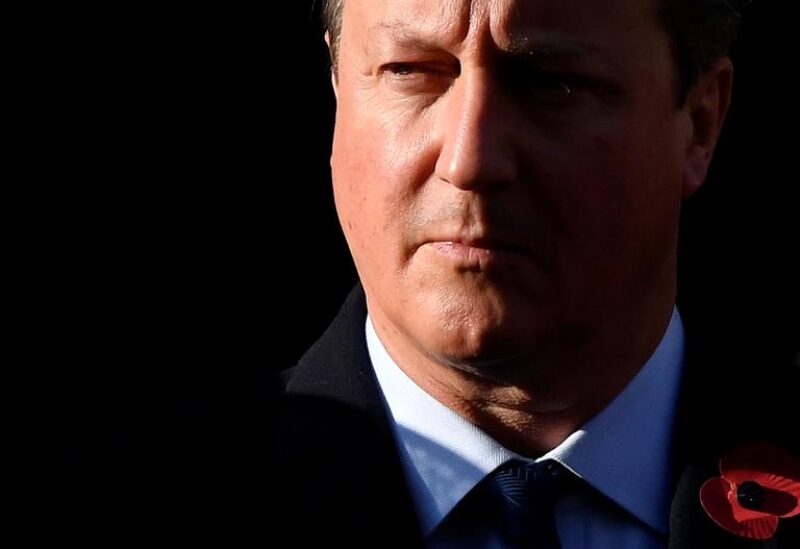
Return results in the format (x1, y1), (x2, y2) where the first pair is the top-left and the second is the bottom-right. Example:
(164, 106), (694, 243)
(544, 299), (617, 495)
(47, 2), (796, 471)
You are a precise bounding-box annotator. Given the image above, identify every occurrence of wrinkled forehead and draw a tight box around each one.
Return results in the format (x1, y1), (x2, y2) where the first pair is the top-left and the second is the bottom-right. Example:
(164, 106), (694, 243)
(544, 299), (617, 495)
(343, 0), (662, 54)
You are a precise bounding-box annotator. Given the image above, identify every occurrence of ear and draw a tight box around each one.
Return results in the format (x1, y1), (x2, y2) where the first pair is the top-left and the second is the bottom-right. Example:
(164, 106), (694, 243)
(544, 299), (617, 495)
(681, 57), (734, 199)
(324, 31), (339, 101)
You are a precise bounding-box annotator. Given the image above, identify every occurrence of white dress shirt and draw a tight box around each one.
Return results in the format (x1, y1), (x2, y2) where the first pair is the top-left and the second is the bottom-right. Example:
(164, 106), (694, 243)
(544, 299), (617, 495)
(367, 309), (685, 548)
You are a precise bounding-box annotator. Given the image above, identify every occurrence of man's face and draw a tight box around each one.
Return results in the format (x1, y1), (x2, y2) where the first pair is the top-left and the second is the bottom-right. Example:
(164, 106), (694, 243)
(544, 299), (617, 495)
(330, 0), (702, 371)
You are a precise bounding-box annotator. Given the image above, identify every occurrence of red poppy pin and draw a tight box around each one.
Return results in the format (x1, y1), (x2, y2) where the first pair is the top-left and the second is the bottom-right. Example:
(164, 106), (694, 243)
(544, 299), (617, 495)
(699, 442), (800, 540)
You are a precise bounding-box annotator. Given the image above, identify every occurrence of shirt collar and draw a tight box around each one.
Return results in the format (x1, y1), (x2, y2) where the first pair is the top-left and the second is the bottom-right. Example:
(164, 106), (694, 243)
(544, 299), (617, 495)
(367, 309), (684, 536)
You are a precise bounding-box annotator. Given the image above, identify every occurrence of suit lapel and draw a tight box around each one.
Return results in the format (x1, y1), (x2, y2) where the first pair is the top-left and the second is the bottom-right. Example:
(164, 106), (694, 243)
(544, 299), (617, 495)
(274, 284), (425, 546)
(668, 307), (799, 548)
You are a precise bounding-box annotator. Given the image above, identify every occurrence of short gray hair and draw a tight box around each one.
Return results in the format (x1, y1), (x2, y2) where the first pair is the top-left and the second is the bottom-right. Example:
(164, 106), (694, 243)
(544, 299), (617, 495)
(322, 0), (344, 74)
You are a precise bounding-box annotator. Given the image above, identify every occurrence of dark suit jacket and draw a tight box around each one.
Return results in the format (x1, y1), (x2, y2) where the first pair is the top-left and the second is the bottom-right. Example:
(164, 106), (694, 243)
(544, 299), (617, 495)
(270, 284), (799, 548)
(50, 284), (797, 548)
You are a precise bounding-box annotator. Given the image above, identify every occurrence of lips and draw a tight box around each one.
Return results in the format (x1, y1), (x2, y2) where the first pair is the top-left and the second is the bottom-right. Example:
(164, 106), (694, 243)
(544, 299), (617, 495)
(421, 233), (533, 268)
(423, 233), (531, 256)
(453, 236), (529, 255)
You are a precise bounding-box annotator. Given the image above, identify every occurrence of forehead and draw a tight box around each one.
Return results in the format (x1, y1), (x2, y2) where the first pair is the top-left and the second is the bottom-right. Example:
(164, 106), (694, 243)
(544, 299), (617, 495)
(344, 0), (663, 55)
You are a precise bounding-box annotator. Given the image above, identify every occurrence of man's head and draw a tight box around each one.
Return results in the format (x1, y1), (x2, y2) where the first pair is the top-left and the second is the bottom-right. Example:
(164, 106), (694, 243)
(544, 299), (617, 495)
(325, 0), (733, 383)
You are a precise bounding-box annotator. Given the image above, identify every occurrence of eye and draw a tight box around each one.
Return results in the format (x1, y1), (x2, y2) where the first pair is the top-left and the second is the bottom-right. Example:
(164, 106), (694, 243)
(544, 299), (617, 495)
(503, 67), (578, 105)
(525, 72), (574, 98)
(384, 63), (418, 77)
(380, 62), (456, 95)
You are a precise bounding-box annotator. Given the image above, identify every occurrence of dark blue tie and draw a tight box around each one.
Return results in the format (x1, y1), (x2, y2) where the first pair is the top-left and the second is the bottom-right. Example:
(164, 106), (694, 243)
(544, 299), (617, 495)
(431, 459), (575, 548)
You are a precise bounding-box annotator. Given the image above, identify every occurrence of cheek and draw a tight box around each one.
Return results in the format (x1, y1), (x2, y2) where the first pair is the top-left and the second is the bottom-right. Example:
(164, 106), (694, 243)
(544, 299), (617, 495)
(579, 116), (682, 215)
(330, 99), (430, 277)
(529, 116), (684, 282)
(568, 126), (685, 278)
(597, 124), (684, 230)
(331, 134), (383, 272)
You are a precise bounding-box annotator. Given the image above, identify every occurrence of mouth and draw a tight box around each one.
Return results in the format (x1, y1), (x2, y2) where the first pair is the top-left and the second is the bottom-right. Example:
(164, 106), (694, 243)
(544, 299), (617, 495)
(421, 236), (532, 269)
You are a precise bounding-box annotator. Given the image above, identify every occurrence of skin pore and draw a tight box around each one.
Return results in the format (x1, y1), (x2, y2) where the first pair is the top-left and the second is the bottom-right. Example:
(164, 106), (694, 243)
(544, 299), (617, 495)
(328, 0), (732, 456)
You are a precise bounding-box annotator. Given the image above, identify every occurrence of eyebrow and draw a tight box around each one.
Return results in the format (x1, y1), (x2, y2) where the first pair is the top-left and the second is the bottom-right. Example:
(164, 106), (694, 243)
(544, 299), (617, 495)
(369, 21), (599, 66)
(369, 20), (450, 53)
(503, 33), (594, 64)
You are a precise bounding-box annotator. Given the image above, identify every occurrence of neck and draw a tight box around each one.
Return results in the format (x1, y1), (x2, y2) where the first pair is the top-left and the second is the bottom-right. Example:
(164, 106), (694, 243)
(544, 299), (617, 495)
(367, 281), (677, 458)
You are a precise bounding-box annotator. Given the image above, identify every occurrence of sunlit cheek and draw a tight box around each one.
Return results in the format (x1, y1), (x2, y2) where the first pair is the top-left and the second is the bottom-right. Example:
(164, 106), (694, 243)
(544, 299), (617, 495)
(377, 98), (438, 168)
(368, 108), (437, 243)
(334, 116), (425, 282)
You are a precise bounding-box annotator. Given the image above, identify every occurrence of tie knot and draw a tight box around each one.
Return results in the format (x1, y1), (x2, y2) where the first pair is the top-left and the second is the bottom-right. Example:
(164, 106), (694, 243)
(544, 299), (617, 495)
(431, 458), (578, 548)
(489, 459), (571, 511)
(484, 459), (575, 547)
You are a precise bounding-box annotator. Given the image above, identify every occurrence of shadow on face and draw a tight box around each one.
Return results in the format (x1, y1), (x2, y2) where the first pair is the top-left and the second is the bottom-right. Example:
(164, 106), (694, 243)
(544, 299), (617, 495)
(328, 0), (731, 371)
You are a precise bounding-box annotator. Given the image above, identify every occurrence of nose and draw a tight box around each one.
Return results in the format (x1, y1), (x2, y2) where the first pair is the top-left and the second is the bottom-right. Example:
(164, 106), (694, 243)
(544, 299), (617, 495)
(434, 68), (518, 191)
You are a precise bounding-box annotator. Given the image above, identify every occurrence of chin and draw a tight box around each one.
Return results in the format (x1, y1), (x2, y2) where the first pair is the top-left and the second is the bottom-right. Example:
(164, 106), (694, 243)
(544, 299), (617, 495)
(414, 290), (541, 362)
